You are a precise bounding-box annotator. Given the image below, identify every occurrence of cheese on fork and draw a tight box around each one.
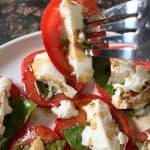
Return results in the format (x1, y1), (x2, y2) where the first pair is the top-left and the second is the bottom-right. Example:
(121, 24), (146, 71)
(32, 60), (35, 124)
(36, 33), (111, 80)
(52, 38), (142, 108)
(0, 77), (12, 138)
(82, 99), (128, 150)
(60, 0), (94, 83)
(32, 52), (77, 98)
(109, 58), (150, 109)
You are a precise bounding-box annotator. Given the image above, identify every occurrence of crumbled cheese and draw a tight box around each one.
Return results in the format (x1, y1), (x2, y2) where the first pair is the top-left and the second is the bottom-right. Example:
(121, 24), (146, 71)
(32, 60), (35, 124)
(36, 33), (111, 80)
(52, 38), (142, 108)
(117, 132), (128, 145)
(0, 77), (12, 138)
(110, 58), (150, 109)
(60, 0), (94, 83)
(29, 137), (45, 150)
(0, 77), (12, 96)
(109, 58), (132, 84)
(147, 134), (150, 140)
(32, 52), (77, 98)
(78, 31), (86, 43)
(123, 66), (149, 92)
(82, 99), (128, 150)
(51, 100), (79, 119)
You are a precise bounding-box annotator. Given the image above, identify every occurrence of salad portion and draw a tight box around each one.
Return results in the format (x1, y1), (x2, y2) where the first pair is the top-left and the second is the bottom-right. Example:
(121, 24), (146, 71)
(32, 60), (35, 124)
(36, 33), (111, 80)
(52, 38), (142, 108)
(1, 0), (150, 150)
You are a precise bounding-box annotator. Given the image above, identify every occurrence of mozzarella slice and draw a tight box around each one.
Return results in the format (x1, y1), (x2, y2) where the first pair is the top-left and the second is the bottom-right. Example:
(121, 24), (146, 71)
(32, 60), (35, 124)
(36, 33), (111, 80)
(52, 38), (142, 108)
(60, 0), (94, 83)
(32, 52), (77, 98)
(29, 137), (45, 150)
(0, 77), (12, 138)
(51, 100), (79, 119)
(109, 58), (150, 109)
(82, 99), (128, 150)
(69, 44), (93, 83)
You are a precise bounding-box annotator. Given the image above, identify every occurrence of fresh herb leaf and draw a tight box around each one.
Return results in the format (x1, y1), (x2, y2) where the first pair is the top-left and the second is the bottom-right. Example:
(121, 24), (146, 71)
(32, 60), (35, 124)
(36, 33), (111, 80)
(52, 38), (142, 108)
(93, 57), (114, 95)
(36, 80), (57, 100)
(0, 138), (9, 150)
(64, 125), (85, 150)
(136, 141), (148, 150)
(0, 98), (36, 150)
(14, 144), (30, 150)
(46, 85), (57, 100)
(45, 140), (66, 150)
(125, 109), (137, 116)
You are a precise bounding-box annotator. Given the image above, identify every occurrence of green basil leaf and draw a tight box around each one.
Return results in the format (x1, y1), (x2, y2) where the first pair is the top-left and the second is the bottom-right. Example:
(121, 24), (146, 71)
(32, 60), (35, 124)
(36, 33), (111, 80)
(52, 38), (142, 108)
(36, 80), (57, 100)
(0, 98), (36, 150)
(136, 141), (148, 150)
(93, 57), (114, 95)
(45, 140), (66, 150)
(64, 125), (85, 150)
(0, 138), (9, 150)
(14, 144), (30, 150)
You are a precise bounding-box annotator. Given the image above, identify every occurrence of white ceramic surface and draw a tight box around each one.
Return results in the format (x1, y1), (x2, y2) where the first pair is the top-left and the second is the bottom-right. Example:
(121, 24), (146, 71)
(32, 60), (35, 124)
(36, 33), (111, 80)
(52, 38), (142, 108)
(0, 31), (44, 87)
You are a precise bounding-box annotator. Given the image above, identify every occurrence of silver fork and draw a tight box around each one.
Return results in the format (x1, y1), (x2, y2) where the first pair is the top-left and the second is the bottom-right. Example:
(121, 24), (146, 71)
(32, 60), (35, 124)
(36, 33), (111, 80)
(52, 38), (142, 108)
(84, 0), (150, 61)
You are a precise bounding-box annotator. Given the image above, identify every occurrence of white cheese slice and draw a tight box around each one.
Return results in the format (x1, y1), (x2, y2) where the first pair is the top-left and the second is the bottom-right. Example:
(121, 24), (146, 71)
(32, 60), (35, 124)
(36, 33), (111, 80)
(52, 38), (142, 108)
(82, 99), (128, 150)
(51, 100), (79, 119)
(32, 52), (77, 98)
(69, 44), (94, 83)
(60, 0), (84, 44)
(0, 77), (12, 138)
(29, 137), (45, 150)
(60, 0), (94, 83)
(0, 77), (12, 96)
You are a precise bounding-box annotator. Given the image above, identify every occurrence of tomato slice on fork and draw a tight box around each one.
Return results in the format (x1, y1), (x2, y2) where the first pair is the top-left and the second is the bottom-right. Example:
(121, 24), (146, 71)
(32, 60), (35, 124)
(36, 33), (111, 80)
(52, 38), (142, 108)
(41, 0), (99, 79)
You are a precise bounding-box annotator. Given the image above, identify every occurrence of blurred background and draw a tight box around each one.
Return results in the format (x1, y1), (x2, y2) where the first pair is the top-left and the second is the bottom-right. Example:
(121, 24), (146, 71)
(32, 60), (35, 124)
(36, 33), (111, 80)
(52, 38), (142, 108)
(0, 0), (128, 45)
(0, 0), (49, 45)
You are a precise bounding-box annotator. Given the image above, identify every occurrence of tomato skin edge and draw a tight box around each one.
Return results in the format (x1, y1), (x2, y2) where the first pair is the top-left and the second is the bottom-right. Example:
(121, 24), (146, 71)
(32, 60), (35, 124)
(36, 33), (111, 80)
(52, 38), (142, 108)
(41, 0), (72, 78)
(9, 125), (58, 150)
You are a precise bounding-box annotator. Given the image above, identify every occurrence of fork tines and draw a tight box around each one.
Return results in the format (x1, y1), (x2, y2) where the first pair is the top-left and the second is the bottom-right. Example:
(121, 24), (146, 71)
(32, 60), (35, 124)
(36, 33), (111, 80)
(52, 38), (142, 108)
(84, 0), (150, 61)
(86, 0), (145, 23)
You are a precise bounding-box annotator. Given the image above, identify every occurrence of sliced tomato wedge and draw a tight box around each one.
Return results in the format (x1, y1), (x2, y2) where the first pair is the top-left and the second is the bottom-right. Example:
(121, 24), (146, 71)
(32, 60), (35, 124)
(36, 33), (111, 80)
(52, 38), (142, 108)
(55, 110), (86, 138)
(9, 125), (58, 150)
(41, 0), (99, 79)
(22, 50), (72, 107)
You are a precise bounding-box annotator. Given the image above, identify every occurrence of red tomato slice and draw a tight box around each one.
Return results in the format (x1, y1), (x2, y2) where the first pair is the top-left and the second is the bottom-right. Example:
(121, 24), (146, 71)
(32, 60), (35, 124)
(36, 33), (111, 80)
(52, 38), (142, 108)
(22, 50), (70, 107)
(41, 0), (99, 78)
(9, 125), (58, 150)
(54, 110), (86, 138)
(10, 83), (25, 99)
(137, 128), (150, 142)
(134, 61), (150, 70)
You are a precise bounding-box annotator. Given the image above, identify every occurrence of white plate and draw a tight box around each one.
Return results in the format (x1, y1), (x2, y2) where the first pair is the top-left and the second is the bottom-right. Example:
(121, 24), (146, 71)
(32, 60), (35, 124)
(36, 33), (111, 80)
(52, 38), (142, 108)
(0, 31), (44, 86)
(0, 31), (150, 131)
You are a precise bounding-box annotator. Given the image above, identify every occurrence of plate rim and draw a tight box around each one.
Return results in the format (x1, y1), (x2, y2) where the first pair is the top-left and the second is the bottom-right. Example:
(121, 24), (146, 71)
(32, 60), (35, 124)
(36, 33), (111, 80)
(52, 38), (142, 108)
(1, 31), (41, 49)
